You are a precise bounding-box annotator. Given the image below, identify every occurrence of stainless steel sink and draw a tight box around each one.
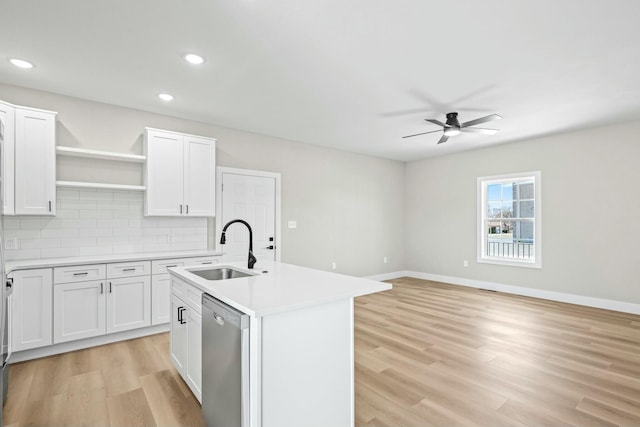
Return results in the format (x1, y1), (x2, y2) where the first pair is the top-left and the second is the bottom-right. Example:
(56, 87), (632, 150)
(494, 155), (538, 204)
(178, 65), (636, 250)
(189, 267), (255, 281)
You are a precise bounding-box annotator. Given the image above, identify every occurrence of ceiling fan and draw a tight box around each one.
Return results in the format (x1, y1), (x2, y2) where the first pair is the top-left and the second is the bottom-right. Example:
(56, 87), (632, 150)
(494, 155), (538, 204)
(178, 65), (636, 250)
(402, 112), (502, 144)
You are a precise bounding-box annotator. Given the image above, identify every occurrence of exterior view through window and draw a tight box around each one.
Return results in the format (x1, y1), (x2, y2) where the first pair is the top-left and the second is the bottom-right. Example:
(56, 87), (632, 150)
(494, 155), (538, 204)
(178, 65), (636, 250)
(477, 171), (541, 268)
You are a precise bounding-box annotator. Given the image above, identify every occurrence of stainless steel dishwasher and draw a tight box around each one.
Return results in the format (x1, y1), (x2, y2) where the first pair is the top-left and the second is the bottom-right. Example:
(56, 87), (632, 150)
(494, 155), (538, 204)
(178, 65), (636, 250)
(202, 293), (250, 427)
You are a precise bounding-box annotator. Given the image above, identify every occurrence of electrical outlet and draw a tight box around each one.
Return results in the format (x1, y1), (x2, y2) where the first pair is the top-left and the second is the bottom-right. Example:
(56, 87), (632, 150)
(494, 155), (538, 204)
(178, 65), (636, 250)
(5, 238), (17, 250)
(288, 220), (297, 229)
(383, 257), (388, 264)
(332, 262), (336, 270)
(167, 234), (173, 243)
(463, 260), (469, 267)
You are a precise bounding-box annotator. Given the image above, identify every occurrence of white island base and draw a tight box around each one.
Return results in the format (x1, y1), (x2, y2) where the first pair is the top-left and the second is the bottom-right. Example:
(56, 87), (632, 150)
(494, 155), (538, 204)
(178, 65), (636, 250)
(255, 298), (354, 427)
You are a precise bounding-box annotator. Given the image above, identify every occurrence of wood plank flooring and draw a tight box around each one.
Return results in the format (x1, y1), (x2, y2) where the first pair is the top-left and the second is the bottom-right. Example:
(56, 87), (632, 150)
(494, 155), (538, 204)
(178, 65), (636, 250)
(3, 333), (205, 427)
(355, 277), (640, 427)
(4, 277), (640, 426)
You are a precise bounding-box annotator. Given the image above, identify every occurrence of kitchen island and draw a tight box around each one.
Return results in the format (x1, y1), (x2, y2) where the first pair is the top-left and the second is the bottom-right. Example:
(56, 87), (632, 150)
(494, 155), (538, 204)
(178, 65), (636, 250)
(168, 261), (391, 427)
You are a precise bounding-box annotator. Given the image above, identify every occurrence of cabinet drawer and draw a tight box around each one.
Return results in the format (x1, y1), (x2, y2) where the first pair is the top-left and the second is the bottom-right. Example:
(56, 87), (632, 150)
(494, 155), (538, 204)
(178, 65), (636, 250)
(152, 256), (219, 275)
(107, 260), (151, 278)
(54, 264), (106, 284)
(170, 276), (202, 314)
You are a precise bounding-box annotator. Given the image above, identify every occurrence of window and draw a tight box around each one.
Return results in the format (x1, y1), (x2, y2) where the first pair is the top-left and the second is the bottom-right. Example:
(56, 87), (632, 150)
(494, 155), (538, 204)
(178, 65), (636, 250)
(477, 171), (541, 268)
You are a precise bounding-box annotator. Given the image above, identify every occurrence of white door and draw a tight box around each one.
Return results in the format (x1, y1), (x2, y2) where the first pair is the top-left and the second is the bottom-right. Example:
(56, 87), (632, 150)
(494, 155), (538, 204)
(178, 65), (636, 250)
(217, 169), (280, 264)
(169, 294), (187, 375)
(183, 135), (216, 216)
(185, 308), (202, 403)
(14, 108), (56, 215)
(106, 276), (151, 333)
(144, 129), (184, 216)
(11, 268), (53, 351)
(151, 274), (171, 325)
(53, 280), (106, 343)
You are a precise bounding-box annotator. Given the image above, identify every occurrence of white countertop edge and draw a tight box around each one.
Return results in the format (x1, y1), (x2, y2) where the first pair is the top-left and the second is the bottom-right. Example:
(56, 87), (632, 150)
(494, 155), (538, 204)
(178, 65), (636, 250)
(169, 261), (392, 318)
(5, 250), (225, 273)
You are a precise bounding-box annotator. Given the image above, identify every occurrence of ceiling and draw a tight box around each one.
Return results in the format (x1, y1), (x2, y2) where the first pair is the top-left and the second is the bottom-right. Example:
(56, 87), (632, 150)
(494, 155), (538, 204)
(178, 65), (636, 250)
(2, 0), (640, 162)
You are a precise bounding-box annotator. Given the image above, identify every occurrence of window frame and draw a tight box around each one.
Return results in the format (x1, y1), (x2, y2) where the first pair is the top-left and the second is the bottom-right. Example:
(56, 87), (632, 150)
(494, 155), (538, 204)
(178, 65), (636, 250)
(477, 171), (542, 269)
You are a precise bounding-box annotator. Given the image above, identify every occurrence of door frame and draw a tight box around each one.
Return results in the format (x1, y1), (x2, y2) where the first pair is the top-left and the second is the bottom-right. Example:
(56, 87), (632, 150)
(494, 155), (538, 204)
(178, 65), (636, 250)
(215, 167), (282, 262)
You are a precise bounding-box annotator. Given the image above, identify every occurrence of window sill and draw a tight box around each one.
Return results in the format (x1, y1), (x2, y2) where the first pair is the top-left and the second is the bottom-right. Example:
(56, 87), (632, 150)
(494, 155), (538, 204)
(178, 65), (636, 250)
(477, 257), (541, 269)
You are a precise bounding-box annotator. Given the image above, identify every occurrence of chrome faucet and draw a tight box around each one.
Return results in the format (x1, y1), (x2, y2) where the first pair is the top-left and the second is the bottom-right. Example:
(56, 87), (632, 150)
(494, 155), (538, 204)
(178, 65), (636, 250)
(219, 219), (257, 269)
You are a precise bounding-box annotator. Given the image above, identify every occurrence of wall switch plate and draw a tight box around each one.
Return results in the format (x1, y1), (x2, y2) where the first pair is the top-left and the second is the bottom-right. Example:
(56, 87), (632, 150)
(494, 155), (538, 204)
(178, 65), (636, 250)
(463, 260), (469, 267)
(287, 220), (297, 229)
(332, 262), (336, 270)
(383, 257), (388, 264)
(5, 237), (17, 250)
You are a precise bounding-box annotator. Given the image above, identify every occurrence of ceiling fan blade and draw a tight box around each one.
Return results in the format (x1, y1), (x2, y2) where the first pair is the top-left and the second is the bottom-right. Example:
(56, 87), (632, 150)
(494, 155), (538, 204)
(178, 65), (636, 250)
(460, 127), (499, 135)
(437, 134), (449, 144)
(460, 114), (502, 128)
(402, 129), (442, 139)
(425, 119), (449, 128)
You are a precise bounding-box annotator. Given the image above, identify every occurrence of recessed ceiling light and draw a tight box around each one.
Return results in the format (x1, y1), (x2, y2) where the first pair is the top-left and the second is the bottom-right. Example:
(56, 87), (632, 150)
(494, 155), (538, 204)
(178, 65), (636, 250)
(184, 54), (205, 65)
(158, 93), (174, 101)
(9, 58), (34, 69)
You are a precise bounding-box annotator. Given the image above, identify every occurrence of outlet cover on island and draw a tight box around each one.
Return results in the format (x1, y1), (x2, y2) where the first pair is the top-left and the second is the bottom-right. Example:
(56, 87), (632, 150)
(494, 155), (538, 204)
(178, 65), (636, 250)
(5, 237), (17, 250)
(287, 220), (297, 229)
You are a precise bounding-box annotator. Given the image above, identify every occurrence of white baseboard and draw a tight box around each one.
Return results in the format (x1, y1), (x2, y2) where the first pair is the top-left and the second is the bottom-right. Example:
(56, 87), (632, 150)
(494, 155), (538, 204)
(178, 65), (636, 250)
(363, 271), (407, 281)
(405, 271), (640, 315)
(10, 323), (170, 363)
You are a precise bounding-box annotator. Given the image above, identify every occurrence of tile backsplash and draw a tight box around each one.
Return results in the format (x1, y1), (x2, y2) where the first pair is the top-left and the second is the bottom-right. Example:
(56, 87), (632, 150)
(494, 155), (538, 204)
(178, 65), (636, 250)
(3, 188), (208, 260)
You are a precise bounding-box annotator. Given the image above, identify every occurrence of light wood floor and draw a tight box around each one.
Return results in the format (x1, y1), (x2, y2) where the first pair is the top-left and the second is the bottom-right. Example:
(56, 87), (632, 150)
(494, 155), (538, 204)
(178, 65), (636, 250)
(4, 277), (640, 426)
(355, 277), (640, 427)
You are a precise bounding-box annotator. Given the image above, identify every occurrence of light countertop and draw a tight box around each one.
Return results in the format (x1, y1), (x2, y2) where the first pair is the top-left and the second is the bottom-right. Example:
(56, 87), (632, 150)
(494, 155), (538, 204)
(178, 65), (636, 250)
(5, 250), (224, 273)
(169, 260), (392, 317)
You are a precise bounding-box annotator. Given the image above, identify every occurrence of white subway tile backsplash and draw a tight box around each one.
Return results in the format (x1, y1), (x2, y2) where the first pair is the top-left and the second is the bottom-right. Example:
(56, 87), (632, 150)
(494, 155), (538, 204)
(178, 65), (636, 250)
(5, 189), (208, 261)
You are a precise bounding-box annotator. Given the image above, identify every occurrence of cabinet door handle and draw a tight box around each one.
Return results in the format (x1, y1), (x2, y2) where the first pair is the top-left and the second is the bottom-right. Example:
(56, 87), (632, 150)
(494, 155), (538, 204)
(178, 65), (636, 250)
(109, 281), (112, 293)
(186, 205), (189, 214)
(48, 201), (52, 212)
(100, 282), (104, 294)
(180, 204), (183, 214)
(73, 272), (89, 276)
(178, 307), (186, 324)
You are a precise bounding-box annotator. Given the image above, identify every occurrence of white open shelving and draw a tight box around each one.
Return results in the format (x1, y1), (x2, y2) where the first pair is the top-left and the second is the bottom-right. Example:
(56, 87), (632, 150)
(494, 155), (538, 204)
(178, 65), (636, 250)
(56, 145), (146, 191)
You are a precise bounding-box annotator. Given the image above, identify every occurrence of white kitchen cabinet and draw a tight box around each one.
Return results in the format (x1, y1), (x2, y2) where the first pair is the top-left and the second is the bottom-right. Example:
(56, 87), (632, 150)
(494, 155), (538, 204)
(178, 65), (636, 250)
(14, 106), (57, 215)
(53, 280), (106, 343)
(106, 276), (151, 333)
(144, 128), (216, 217)
(10, 268), (53, 351)
(0, 101), (15, 215)
(170, 275), (203, 402)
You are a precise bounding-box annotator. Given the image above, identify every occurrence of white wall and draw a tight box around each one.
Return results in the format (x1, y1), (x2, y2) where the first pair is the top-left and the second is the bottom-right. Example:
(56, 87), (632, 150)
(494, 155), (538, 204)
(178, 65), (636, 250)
(405, 121), (640, 304)
(0, 84), (404, 276)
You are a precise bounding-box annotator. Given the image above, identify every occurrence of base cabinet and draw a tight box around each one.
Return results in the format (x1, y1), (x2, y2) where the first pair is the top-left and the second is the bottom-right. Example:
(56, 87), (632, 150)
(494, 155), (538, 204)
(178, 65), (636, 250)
(53, 280), (106, 343)
(169, 277), (203, 402)
(10, 268), (53, 351)
(107, 276), (151, 333)
(152, 275), (171, 325)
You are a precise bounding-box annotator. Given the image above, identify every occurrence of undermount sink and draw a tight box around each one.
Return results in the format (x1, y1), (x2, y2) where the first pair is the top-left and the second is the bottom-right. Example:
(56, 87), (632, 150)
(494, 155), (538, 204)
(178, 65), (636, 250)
(189, 267), (255, 281)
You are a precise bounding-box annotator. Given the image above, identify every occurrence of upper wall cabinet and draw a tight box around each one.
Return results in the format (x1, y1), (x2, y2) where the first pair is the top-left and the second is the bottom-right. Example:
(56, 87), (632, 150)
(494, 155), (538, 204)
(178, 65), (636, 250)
(1, 100), (57, 216)
(14, 107), (57, 215)
(0, 101), (16, 215)
(144, 128), (216, 217)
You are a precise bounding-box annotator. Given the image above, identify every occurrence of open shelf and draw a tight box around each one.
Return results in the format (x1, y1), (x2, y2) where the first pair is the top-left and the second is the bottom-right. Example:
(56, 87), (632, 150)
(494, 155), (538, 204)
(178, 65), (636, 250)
(56, 181), (146, 191)
(56, 146), (146, 163)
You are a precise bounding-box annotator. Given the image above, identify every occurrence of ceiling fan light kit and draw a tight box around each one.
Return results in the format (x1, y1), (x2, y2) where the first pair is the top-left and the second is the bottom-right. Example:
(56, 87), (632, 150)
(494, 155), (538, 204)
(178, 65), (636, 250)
(403, 111), (502, 144)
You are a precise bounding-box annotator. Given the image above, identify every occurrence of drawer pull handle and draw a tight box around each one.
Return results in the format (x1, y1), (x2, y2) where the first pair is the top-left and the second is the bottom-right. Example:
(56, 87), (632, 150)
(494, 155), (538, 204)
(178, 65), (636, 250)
(122, 268), (136, 272)
(165, 264), (178, 268)
(201, 261), (213, 265)
(73, 272), (89, 276)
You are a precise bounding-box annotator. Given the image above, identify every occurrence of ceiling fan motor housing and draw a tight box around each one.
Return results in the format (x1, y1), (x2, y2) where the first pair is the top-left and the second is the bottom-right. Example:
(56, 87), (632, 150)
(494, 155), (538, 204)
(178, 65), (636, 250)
(446, 112), (460, 127)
